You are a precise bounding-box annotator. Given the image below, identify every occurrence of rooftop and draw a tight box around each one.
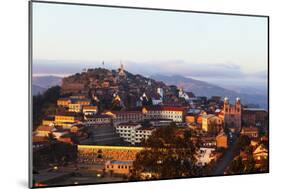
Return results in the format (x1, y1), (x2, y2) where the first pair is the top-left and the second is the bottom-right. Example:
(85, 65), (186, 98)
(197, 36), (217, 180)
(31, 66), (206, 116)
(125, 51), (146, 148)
(109, 160), (134, 165)
(36, 125), (53, 132)
(83, 105), (98, 110)
(144, 106), (185, 112)
(241, 127), (259, 132)
(85, 114), (112, 119)
(243, 108), (267, 112)
(117, 122), (141, 127)
(33, 136), (48, 143)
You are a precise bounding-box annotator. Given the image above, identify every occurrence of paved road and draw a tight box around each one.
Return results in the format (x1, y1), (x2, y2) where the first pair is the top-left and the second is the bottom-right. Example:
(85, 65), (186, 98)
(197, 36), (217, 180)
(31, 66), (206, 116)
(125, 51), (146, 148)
(213, 137), (237, 175)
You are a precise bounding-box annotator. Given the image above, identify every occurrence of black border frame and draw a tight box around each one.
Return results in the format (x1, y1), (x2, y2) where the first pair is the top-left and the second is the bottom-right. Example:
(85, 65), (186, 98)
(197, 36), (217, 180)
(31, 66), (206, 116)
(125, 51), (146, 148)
(28, 0), (270, 188)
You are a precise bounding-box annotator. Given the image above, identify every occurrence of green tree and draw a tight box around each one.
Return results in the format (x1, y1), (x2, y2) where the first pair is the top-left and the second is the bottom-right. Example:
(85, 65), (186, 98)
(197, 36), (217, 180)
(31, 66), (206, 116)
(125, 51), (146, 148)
(244, 155), (256, 173)
(258, 157), (269, 172)
(131, 126), (198, 180)
(228, 156), (244, 174)
(234, 135), (251, 154)
(32, 86), (61, 130)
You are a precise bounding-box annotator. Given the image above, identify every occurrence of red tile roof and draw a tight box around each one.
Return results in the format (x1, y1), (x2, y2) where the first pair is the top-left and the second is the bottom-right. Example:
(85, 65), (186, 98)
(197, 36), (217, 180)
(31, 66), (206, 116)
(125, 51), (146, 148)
(145, 106), (185, 112)
(36, 125), (52, 132)
(83, 105), (97, 110)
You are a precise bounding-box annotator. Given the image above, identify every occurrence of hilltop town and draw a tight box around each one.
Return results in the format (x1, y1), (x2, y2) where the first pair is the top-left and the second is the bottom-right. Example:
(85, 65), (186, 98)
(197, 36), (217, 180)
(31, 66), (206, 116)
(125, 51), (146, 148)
(32, 65), (269, 186)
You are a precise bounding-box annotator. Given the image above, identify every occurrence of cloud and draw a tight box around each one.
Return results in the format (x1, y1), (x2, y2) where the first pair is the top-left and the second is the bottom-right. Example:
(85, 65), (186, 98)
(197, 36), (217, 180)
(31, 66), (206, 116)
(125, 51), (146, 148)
(123, 60), (245, 78)
(33, 59), (250, 79)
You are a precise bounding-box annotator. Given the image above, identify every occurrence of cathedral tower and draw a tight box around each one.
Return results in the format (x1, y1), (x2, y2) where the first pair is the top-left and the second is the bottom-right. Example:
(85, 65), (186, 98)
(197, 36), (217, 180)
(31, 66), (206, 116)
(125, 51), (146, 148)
(223, 97), (242, 132)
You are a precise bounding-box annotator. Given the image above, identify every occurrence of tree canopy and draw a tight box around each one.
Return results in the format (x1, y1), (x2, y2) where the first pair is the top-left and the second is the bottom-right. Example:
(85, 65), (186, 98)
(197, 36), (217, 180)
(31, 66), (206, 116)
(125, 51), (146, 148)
(33, 86), (61, 130)
(131, 125), (200, 180)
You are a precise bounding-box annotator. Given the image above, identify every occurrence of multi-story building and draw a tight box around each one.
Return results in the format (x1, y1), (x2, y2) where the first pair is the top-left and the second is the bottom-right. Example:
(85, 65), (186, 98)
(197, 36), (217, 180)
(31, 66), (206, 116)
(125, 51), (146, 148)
(202, 114), (223, 133)
(240, 127), (259, 138)
(57, 98), (71, 107)
(149, 119), (173, 127)
(84, 114), (112, 126)
(142, 106), (185, 122)
(55, 114), (76, 123)
(68, 103), (82, 113)
(82, 105), (98, 115)
(216, 131), (228, 148)
(57, 97), (91, 111)
(115, 123), (155, 145)
(135, 127), (156, 144)
(35, 125), (54, 137)
(104, 110), (144, 123)
(77, 145), (143, 162)
(222, 97), (242, 132)
(54, 112), (82, 128)
(242, 108), (268, 127)
(74, 99), (91, 106)
(105, 160), (133, 175)
(115, 123), (141, 145)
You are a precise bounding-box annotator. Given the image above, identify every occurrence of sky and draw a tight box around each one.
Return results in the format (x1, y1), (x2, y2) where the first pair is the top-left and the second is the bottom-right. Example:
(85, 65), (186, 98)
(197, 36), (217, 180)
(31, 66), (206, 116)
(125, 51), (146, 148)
(32, 2), (268, 86)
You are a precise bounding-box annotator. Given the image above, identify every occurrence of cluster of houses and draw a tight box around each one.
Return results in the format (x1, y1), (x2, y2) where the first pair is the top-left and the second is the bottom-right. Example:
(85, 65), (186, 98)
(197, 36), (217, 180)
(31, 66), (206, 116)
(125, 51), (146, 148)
(33, 65), (268, 177)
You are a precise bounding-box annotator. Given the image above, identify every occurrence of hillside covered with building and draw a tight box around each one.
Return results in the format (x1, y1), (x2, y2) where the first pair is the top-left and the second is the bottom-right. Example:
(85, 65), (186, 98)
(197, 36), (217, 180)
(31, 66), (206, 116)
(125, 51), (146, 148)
(32, 65), (269, 187)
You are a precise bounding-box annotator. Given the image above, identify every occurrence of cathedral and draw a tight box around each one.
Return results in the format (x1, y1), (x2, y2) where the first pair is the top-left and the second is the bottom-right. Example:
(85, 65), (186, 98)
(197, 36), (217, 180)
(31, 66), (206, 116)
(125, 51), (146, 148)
(222, 97), (242, 132)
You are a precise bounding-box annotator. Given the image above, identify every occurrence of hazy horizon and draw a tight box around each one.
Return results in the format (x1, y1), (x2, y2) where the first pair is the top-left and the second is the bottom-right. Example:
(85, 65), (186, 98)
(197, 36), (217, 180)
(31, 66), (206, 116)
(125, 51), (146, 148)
(33, 59), (267, 89)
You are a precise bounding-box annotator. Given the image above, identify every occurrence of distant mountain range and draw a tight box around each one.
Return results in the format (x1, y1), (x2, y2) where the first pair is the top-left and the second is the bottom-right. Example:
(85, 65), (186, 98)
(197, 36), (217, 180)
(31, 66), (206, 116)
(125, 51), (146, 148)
(32, 76), (62, 95)
(33, 75), (62, 88)
(151, 74), (268, 109)
(32, 84), (46, 95)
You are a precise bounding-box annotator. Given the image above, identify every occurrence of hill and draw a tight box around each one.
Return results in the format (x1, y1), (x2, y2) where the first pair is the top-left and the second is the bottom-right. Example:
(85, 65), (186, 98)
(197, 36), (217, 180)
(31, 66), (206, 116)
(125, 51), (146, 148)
(151, 74), (267, 109)
(32, 75), (62, 89)
(32, 84), (46, 96)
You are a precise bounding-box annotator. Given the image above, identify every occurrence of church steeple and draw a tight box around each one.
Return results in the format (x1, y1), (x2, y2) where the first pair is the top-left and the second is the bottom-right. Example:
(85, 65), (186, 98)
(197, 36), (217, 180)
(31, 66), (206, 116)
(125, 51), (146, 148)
(118, 61), (126, 77)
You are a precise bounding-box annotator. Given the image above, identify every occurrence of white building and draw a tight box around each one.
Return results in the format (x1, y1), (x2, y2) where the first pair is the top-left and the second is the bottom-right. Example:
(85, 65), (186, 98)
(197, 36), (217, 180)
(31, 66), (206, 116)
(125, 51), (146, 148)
(135, 127), (155, 144)
(196, 147), (216, 166)
(142, 106), (185, 122)
(115, 123), (155, 145)
(178, 89), (196, 101)
(104, 110), (144, 124)
(157, 88), (164, 98)
(152, 88), (164, 105)
(84, 114), (112, 126)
